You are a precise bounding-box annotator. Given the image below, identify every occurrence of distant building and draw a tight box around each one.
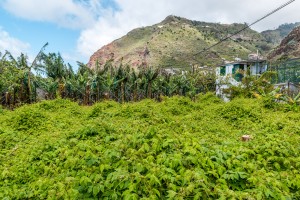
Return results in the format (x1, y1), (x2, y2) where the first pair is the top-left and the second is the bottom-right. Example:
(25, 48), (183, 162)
(216, 58), (267, 100)
(216, 57), (300, 100)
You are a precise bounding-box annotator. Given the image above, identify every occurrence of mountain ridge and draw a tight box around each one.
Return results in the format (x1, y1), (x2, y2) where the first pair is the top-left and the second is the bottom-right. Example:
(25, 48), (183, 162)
(261, 22), (300, 45)
(88, 15), (297, 69)
(268, 26), (300, 60)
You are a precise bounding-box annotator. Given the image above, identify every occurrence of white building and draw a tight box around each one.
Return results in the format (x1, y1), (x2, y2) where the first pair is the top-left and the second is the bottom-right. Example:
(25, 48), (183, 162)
(216, 59), (267, 100)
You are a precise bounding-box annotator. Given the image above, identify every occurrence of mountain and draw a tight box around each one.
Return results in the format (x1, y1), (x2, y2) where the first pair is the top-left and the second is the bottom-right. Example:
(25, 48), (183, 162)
(268, 26), (300, 60)
(87, 15), (279, 69)
(261, 22), (300, 46)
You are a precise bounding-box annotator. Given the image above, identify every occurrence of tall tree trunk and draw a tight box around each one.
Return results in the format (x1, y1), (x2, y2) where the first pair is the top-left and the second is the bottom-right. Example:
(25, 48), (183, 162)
(84, 85), (90, 105)
(20, 84), (24, 103)
(121, 81), (125, 103)
(115, 90), (118, 102)
(28, 72), (31, 103)
(97, 86), (100, 102)
(133, 83), (138, 102)
(147, 82), (152, 99)
(33, 84), (37, 103)
(13, 89), (17, 107)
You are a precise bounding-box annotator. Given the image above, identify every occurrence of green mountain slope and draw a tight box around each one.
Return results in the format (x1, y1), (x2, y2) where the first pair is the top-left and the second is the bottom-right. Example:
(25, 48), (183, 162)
(88, 15), (274, 69)
(262, 22), (300, 46)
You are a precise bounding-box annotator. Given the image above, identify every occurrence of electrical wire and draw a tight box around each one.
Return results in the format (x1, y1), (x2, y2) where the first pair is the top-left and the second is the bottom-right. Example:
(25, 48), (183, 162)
(191, 0), (296, 63)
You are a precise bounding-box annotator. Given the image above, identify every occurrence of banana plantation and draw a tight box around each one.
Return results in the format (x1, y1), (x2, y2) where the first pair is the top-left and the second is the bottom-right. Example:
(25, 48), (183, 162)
(0, 49), (215, 108)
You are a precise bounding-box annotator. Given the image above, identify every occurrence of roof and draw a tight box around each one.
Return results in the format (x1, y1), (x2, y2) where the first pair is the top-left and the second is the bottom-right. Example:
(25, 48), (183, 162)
(219, 59), (267, 67)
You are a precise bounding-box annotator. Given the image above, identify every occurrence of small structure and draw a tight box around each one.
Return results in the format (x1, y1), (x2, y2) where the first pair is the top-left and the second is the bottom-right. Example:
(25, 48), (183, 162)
(216, 58), (267, 100)
(270, 57), (300, 96)
(271, 57), (300, 84)
(216, 57), (300, 100)
(162, 68), (181, 75)
(274, 82), (300, 96)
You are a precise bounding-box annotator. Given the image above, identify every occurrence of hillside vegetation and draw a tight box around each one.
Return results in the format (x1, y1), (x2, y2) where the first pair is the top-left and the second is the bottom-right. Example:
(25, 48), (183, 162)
(268, 26), (300, 60)
(88, 15), (275, 69)
(1, 95), (300, 199)
(262, 22), (300, 46)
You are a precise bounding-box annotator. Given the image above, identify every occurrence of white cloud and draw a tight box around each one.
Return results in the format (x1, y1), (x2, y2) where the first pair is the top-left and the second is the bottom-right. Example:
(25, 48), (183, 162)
(77, 11), (141, 57)
(0, 27), (30, 57)
(1, 0), (99, 29)
(76, 0), (300, 60)
(2, 0), (300, 61)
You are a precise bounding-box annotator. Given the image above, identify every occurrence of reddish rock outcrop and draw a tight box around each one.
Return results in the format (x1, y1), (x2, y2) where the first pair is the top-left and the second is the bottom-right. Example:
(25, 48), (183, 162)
(87, 43), (116, 68)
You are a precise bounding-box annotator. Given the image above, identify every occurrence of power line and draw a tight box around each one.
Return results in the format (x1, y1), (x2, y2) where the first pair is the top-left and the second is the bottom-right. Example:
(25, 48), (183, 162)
(191, 0), (296, 63)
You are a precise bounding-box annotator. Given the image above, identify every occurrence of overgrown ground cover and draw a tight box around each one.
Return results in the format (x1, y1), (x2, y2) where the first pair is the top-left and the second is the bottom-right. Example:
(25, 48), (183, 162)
(0, 94), (300, 199)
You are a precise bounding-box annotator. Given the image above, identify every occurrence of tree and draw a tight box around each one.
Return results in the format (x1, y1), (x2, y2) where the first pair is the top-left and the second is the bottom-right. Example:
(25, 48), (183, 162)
(43, 52), (67, 97)
(143, 67), (159, 98)
(5, 43), (48, 104)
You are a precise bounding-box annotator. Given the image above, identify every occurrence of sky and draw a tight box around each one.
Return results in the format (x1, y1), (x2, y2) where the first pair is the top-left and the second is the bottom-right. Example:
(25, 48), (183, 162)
(0, 0), (299, 69)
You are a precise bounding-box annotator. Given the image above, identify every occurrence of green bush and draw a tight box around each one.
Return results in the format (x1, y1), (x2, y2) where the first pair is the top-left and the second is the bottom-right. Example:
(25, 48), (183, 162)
(221, 98), (262, 122)
(0, 98), (300, 199)
(88, 101), (120, 118)
(10, 107), (47, 132)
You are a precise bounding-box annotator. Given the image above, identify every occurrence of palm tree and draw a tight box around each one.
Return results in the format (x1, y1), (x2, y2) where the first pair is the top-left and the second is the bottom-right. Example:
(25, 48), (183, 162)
(128, 68), (143, 101)
(43, 51), (67, 98)
(6, 43), (48, 103)
(76, 62), (92, 105)
(115, 64), (131, 103)
(160, 73), (175, 97)
(7, 53), (30, 103)
(0, 53), (22, 107)
(143, 67), (159, 99)
(90, 61), (110, 102)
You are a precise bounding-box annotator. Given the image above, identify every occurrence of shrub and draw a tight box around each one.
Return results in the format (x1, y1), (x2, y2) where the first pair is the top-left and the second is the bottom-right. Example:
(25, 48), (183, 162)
(1, 97), (300, 199)
(10, 107), (47, 132)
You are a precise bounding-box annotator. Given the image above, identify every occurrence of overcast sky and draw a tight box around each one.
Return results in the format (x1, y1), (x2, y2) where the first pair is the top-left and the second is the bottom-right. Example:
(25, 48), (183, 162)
(0, 0), (299, 68)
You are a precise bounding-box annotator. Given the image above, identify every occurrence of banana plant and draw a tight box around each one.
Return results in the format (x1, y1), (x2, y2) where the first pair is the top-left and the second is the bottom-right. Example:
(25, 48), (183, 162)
(115, 64), (129, 103)
(125, 67), (143, 102)
(281, 92), (300, 105)
(6, 43), (48, 103)
(143, 67), (159, 98)
(43, 52), (69, 98)
(92, 61), (110, 101)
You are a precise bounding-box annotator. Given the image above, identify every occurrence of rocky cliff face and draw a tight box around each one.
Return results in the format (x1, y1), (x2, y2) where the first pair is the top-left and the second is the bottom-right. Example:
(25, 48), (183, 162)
(88, 43), (117, 67)
(268, 26), (300, 60)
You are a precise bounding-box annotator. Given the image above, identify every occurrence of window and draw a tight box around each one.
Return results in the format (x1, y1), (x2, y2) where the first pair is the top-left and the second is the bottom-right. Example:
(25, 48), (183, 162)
(220, 66), (226, 76)
(232, 64), (244, 82)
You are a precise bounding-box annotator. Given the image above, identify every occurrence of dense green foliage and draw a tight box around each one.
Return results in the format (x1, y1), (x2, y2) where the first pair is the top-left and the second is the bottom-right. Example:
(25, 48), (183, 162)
(1, 95), (300, 199)
(0, 50), (215, 108)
